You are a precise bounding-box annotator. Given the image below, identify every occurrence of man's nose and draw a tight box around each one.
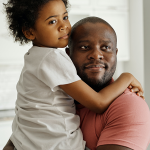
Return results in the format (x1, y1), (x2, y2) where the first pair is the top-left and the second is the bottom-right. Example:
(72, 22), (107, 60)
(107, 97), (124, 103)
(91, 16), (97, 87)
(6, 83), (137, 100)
(88, 47), (104, 60)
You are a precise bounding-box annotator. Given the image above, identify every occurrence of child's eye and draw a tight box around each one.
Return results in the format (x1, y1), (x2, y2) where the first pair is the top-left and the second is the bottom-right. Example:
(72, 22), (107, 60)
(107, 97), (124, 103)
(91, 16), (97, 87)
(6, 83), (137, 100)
(49, 20), (57, 24)
(63, 16), (68, 20)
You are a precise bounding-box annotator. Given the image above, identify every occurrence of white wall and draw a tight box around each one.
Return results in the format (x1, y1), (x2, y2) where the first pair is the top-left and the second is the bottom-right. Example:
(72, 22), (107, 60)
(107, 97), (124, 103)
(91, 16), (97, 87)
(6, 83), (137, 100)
(124, 0), (144, 88)
(143, 0), (150, 106)
(143, 1), (150, 149)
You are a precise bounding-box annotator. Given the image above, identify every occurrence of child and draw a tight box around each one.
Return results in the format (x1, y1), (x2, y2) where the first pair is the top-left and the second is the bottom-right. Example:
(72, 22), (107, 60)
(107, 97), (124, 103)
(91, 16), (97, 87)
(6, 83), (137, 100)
(4, 0), (143, 150)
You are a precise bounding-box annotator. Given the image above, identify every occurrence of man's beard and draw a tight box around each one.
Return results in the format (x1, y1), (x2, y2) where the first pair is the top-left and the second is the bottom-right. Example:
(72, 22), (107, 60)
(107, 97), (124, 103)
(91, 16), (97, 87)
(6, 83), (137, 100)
(77, 60), (117, 92)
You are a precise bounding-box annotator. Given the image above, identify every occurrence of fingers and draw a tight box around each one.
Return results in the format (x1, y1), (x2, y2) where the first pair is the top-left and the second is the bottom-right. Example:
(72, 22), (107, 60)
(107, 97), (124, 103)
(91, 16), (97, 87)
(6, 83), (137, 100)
(128, 85), (132, 89)
(129, 86), (145, 100)
(136, 91), (143, 96)
(136, 91), (145, 100)
(128, 76), (144, 99)
(129, 83), (144, 93)
(140, 96), (145, 100)
(130, 87), (140, 93)
(130, 77), (144, 93)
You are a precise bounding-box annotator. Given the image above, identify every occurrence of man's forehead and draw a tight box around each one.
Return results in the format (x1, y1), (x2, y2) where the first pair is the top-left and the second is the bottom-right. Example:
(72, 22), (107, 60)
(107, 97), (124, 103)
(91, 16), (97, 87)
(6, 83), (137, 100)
(77, 39), (112, 44)
(74, 22), (113, 37)
(72, 22), (116, 45)
(76, 22), (110, 31)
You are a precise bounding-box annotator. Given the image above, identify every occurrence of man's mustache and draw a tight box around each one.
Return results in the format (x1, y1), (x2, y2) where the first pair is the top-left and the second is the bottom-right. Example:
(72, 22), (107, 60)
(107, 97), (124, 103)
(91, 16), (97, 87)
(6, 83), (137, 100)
(82, 60), (108, 70)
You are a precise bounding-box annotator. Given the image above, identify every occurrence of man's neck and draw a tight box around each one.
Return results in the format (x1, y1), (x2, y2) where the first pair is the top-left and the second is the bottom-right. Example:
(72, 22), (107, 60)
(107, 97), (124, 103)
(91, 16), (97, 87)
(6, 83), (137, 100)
(91, 78), (114, 92)
(75, 78), (114, 104)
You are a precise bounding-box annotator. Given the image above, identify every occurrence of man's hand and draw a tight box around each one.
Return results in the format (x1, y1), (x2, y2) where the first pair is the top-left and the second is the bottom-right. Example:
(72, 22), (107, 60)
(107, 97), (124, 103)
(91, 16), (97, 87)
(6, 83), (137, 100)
(97, 145), (132, 150)
(3, 139), (14, 150)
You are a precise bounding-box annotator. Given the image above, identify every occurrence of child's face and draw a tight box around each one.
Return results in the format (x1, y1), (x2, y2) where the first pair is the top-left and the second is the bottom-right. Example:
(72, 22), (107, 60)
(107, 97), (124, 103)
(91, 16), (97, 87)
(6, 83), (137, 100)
(32, 0), (71, 48)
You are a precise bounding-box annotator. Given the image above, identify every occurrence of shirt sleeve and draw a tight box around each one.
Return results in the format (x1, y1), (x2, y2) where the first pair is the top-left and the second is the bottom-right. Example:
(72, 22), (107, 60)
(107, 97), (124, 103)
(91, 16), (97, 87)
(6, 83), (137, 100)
(38, 50), (80, 92)
(97, 90), (150, 150)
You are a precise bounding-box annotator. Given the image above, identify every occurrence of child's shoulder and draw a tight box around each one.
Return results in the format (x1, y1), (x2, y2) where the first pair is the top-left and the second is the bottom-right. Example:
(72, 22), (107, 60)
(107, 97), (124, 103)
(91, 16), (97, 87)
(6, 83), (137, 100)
(28, 46), (64, 59)
(30, 46), (56, 54)
(30, 46), (66, 56)
(29, 46), (72, 65)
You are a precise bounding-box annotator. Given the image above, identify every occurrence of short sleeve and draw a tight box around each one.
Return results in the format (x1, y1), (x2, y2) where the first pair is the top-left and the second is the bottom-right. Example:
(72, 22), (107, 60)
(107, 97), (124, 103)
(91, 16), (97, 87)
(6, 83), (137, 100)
(97, 90), (150, 150)
(38, 49), (80, 92)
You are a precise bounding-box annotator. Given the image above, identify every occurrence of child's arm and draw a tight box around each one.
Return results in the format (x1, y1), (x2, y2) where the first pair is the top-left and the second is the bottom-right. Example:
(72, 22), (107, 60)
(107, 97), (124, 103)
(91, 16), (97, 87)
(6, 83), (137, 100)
(59, 73), (143, 114)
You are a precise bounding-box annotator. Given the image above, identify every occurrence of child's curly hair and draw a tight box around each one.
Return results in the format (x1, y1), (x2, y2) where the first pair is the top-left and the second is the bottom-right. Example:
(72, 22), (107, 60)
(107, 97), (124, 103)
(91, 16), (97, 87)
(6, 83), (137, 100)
(4, 0), (69, 45)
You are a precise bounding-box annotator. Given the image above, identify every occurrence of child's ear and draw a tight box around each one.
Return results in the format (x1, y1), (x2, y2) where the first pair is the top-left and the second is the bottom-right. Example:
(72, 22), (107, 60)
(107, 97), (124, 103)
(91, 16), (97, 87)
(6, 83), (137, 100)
(22, 28), (35, 40)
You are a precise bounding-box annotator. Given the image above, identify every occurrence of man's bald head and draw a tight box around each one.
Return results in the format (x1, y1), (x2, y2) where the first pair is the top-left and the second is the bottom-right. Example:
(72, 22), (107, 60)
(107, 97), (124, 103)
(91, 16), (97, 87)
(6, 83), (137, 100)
(68, 16), (117, 51)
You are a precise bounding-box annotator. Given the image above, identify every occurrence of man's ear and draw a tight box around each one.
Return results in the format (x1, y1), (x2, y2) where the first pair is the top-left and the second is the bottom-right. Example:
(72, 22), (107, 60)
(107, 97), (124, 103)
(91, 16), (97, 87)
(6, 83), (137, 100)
(65, 47), (71, 56)
(22, 28), (35, 40)
(116, 48), (118, 55)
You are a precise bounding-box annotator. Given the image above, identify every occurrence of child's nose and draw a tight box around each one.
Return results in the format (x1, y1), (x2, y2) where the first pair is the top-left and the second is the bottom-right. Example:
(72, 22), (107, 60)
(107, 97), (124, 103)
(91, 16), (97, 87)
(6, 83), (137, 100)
(59, 22), (68, 31)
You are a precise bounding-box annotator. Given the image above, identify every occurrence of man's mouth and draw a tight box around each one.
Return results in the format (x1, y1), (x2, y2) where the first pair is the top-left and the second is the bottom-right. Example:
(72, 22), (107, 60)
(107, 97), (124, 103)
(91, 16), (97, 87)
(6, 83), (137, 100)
(59, 34), (69, 39)
(85, 64), (105, 72)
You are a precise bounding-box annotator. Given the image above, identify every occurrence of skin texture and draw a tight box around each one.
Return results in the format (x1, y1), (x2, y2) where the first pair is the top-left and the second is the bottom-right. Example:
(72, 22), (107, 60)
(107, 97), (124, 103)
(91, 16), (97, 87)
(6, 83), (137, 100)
(23, 0), (71, 48)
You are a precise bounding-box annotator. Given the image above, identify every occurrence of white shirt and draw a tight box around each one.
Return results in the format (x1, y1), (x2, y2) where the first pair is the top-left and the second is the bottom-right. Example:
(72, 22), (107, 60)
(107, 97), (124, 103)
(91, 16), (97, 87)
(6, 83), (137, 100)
(10, 46), (86, 150)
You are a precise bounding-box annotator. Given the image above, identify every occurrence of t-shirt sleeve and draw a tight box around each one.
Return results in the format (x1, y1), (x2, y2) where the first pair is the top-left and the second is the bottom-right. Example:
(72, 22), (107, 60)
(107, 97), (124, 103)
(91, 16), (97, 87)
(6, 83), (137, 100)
(38, 50), (80, 92)
(97, 91), (150, 150)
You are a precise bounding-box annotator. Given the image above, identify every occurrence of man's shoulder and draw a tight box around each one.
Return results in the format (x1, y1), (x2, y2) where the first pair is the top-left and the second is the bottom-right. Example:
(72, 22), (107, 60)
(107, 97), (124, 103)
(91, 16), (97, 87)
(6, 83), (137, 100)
(99, 89), (150, 149)
(111, 88), (148, 108)
(105, 88), (150, 123)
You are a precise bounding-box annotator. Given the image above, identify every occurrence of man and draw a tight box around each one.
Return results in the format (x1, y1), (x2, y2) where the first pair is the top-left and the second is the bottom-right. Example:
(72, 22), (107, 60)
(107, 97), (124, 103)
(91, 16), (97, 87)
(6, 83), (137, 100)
(67, 17), (150, 150)
(3, 17), (150, 150)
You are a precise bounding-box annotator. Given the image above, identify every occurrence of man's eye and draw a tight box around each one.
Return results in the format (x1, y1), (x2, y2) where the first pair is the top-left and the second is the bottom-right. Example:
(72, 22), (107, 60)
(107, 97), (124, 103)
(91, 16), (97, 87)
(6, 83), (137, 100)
(49, 20), (56, 24)
(81, 46), (89, 50)
(63, 16), (68, 20)
(101, 46), (110, 50)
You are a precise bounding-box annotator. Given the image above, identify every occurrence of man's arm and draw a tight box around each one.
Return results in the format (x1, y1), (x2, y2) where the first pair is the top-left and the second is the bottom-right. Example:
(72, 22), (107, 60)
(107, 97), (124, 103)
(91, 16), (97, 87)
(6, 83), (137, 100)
(97, 145), (132, 150)
(3, 139), (14, 150)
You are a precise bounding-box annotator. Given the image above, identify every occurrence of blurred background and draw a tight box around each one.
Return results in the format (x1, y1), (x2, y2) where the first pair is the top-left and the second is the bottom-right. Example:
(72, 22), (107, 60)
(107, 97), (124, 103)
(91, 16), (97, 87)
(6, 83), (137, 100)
(0, 0), (150, 149)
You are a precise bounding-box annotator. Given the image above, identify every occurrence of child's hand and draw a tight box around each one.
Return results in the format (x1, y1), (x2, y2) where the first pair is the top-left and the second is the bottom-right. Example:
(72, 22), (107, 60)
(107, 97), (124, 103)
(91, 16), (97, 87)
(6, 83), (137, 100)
(119, 73), (144, 99)
(128, 84), (144, 100)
